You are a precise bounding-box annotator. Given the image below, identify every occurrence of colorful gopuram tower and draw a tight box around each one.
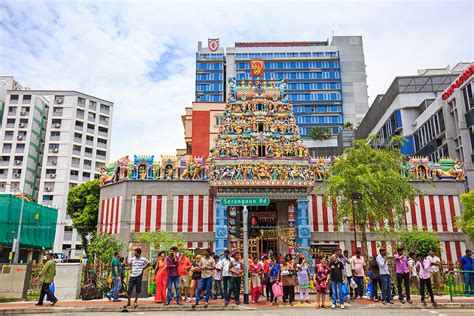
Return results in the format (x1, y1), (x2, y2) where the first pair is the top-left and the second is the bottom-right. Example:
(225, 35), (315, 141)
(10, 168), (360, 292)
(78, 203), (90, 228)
(208, 78), (316, 255)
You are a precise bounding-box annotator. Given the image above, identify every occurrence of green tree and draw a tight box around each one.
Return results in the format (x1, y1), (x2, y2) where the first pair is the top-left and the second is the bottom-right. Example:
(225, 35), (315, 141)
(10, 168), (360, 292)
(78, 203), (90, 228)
(66, 180), (100, 255)
(88, 233), (124, 265)
(309, 126), (331, 141)
(343, 121), (353, 129)
(134, 231), (192, 258)
(398, 230), (441, 256)
(324, 138), (420, 255)
(456, 190), (474, 241)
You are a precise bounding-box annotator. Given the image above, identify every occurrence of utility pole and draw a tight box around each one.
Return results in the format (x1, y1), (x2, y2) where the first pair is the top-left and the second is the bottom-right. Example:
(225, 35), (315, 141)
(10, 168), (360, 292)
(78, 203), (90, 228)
(352, 192), (362, 254)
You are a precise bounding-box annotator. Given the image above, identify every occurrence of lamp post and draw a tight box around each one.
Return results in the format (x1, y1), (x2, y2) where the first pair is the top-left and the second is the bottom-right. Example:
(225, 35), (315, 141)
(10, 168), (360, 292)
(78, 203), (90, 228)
(4, 183), (26, 264)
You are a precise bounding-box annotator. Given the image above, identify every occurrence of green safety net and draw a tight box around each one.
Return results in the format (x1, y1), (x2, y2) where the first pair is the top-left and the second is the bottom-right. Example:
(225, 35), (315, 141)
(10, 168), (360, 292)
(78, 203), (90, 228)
(0, 195), (58, 249)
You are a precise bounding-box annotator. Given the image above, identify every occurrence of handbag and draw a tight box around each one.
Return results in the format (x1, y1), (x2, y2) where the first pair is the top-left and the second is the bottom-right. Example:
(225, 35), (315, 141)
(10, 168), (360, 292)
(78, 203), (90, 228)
(46, 282), (55, 301)
(341, 283), (348, 297)
(272, 281), (284, 298)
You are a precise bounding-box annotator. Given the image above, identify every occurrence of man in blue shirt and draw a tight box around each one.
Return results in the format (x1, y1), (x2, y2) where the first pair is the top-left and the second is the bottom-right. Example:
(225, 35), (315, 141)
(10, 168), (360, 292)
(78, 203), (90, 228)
(460, 249), (473, 294)
(106, 252), (122, 302)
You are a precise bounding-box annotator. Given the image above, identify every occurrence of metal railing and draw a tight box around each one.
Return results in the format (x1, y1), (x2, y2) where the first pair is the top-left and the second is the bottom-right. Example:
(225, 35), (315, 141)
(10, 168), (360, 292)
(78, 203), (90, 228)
(448, 270), (474, 301)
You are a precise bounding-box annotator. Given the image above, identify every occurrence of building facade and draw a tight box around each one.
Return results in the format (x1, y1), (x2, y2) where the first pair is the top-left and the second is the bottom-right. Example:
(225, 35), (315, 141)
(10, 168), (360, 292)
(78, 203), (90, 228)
(357, 63), (473, 190)
(195, 37), (369, 156)
(100, 79), (470, 265)
(0, 80), (114, 258)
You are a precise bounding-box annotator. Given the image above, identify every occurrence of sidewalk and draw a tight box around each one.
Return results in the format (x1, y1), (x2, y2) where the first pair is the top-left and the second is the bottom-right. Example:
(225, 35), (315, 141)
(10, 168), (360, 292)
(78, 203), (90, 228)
(1, 294), (473, 314)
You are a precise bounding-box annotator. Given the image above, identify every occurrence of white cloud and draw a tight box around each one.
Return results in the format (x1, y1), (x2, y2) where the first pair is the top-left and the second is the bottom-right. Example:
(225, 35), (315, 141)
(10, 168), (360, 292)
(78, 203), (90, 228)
(1, 0), (472, 159)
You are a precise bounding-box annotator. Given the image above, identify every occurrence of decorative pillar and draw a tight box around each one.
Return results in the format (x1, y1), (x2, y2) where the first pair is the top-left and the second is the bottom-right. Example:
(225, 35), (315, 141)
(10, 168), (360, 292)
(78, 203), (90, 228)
(296, 198), (311, 253)
(214, 198), (228, 255)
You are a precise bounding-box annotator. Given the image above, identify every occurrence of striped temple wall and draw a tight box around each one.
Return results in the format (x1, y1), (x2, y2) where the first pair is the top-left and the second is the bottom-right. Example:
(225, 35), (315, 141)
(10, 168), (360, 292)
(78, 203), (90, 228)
(98, 181), (470, 261)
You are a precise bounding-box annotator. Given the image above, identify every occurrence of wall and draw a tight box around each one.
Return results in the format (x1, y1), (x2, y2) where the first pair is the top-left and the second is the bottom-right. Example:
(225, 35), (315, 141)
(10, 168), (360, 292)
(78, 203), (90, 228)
(191, 111), (210, 158)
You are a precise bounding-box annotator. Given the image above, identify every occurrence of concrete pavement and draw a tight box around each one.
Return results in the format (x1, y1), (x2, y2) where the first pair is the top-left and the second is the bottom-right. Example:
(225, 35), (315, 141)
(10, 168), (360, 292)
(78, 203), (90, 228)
(1, 295), (473, 315)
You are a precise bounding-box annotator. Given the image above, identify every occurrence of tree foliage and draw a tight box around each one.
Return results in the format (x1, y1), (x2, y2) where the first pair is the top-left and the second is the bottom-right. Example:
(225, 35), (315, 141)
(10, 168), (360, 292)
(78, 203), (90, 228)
(133, 231), (193, 258)
(66, 180), (100, 254)
(398, 230), (441, 256)
(324, 138), (420, 253)
(88, 233), (124, 265)
(456, 190), (474, 241)
(343, 121), (353, 129)
(309, 126), (331, 141)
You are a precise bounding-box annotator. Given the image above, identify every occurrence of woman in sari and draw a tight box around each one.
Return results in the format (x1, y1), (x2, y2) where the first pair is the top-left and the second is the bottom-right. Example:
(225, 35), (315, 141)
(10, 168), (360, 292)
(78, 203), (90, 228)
(249, 255), (264, 303)
(154, 251), (168, 303)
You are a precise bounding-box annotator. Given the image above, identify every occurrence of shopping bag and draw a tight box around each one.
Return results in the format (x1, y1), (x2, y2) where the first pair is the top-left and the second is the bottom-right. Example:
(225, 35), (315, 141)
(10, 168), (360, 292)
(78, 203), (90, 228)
(350, 278), (358, 289)
(366, 283), (373, 297)
(309, 279), (315, 290)
(272, 281), (284, 298)
(341, 283), (348, 297)
(46, 282), (55, 301)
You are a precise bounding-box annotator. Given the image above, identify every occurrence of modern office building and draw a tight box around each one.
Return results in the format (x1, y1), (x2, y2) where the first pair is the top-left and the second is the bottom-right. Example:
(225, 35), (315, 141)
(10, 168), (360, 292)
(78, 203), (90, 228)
(195, 37), (369, 156)
(356, 62), (473, 190)
(0, 79), (113, 258)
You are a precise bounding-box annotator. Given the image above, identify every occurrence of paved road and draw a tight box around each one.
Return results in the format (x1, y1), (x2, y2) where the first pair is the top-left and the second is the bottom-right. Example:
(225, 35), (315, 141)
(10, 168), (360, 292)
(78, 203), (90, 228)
(21, 307), (474, 316)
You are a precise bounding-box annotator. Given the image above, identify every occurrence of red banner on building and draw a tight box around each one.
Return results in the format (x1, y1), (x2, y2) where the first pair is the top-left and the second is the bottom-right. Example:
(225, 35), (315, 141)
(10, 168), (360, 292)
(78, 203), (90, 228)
(250, 60), (264, 77)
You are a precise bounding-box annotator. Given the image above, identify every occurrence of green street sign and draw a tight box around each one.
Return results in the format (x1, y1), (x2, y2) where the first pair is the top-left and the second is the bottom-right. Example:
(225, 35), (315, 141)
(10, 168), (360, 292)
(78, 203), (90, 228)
(221, 197), (270, 207)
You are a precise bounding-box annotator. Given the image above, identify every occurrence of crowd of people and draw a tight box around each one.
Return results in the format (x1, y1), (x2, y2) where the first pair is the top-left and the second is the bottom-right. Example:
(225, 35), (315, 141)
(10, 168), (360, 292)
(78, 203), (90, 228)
(99, 246), (473, 309)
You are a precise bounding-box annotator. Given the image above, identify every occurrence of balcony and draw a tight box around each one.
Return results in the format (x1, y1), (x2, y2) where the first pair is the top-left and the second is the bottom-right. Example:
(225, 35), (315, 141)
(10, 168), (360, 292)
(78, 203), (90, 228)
(2, 148), (12, 154)
(86, 140), (94, 146)
(70, 174), (79, 181)
(42, 200), (53, 207)
(98, 130), (108, 137)
(6, 123), (15, 128)
(0, 174), (8, 179)
(48, 148), (60, 154)
(4, 135), (13, 141)
(87, 128), (95, 134)
(0, 160), (10, 166)
(72, 149), (81, 156)
(50, 135), (60, 141)
(97, 142), (107, 149)
(99, 118), (109, 125)
(71, 162), (80, 168)
(83, 164), (91, 170)
(76, 112), (84, 119)
(7, 111), (17, 116)
(75, 125), (83, 132)
(74, 137), (82, 143)
(88, 116), (96, 123)
(84, 152), (92, 158)
(96, 154), (106, 160)
(15, 148), (24, 154)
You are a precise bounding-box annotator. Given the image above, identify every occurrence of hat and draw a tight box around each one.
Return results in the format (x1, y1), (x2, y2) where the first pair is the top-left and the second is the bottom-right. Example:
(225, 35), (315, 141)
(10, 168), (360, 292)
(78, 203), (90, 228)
(47, 252), (54, 257)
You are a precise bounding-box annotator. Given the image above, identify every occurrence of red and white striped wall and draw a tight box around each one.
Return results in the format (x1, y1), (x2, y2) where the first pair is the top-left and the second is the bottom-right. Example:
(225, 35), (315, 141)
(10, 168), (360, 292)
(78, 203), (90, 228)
(186, 241), (214, 249)
(405, 195), (461, 232)
(130, 195), (214, 233)
(308, 195), (339, 232)
(308, 195), (462, 233)
(99, 196), (122, 234)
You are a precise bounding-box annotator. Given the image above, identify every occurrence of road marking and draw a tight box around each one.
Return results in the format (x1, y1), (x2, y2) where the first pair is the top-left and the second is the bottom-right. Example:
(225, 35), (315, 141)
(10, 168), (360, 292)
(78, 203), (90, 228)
(428, 311), (439, 314)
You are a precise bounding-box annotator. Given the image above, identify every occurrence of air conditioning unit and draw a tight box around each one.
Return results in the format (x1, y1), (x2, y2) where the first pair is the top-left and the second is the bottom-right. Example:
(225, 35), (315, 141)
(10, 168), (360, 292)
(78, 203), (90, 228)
(14, 174), (20, 178)
(53, 148), (59, 153)
(50, 174), (56, 178)
(52, 160), (57, 165)
(56, 99), (63, 104)
(45, 187), (52, 192)
(17, 136), (23, 140)
(15, 160), (22, 165)
(54, 123), (61, 128)
(20, 111), (26, 116)
(19, 123), (25, 128)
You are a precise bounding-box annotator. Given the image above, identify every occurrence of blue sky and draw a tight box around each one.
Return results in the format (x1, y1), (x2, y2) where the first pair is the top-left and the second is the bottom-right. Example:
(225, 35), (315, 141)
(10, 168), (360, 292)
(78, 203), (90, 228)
(0, 0), (472, 159)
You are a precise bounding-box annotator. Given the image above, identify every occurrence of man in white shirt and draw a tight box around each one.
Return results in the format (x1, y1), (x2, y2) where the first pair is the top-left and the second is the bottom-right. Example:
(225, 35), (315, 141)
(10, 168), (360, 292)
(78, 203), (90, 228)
(126, 248), (150, 308)
(376, 248), (393, 305)
(216, 249), (233, 306)
(343, 250), (354, 300)
(408, 251), (420, 291)
(427, 250), (442, 295)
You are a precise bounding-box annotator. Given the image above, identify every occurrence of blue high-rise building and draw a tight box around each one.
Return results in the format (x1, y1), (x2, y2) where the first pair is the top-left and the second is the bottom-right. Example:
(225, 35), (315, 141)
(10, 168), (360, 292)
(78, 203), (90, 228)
(195, 37), (369, 154)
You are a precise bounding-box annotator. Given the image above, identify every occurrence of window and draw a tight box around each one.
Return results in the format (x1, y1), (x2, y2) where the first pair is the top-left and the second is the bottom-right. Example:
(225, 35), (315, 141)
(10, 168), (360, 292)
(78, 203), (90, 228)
(9, 95), (19, 103)
(73, 145), (81, 152)
(76, 109), (85, 118)
(22, 95), (31, 103)
(97, 149), (106, 157)
(86, 135), (94, 141)
(46, 169), (56, 175)
(55, 95), (64, 104)
(97, 138), (107, 145)
(85, 147), (93, 154)
(70, 170), (79, 176)
(87, 123), (95, 131)
(89, 101), (97, 110)
(83, 172), (91, 178)
(43, 195), (53, 201)
(78, 97), (86, 106)
(74, 132), (82, 139)
(88, 112), (96, 120)
(49, 144), (59, 149)
(100, 104), (110, 113)
(84, 159), (92, 166)
(75, 121), (83, 127)
(65, 226), (73, 232)
(51, 131), (60, 137)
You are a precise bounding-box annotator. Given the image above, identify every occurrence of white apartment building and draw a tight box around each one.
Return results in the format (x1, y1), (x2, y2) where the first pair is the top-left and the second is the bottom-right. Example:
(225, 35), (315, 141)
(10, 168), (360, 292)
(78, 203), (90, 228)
(0, 78), (113, 258)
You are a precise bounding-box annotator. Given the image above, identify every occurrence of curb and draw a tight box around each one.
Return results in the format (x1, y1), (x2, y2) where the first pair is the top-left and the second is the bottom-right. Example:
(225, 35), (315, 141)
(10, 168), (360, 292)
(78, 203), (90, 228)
(0, 304), (256, 314)
(364, 302), (474, 309)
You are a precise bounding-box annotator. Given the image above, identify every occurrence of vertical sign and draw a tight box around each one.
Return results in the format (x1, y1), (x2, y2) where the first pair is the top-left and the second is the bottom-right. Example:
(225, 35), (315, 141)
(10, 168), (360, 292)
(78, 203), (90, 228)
(250, 60), (264, 77)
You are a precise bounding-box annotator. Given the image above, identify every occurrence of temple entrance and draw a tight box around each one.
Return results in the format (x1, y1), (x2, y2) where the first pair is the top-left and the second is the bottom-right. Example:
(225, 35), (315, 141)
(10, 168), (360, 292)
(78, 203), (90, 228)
(228, 200), (297, 258)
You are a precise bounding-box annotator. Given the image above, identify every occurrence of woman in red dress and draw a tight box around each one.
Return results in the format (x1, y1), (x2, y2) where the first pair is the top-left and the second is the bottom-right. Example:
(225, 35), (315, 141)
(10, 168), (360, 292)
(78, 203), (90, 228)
(249, 256), (264, 303)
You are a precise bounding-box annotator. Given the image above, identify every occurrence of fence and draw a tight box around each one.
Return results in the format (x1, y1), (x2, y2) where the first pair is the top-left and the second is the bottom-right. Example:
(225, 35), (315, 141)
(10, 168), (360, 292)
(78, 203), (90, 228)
(447, 270), (474, 301)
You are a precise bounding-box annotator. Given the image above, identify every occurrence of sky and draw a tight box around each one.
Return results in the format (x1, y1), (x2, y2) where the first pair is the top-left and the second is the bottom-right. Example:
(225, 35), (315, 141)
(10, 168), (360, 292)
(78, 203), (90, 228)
(0, 0), (473, 160)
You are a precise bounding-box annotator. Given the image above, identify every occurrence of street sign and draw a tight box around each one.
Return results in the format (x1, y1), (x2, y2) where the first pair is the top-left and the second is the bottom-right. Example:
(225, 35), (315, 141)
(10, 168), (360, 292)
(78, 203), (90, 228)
(221, 197), (270, 207)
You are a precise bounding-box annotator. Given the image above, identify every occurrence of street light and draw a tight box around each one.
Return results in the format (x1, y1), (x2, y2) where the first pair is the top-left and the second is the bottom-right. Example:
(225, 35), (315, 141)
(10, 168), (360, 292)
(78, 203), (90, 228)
(3, 183), (26, 264)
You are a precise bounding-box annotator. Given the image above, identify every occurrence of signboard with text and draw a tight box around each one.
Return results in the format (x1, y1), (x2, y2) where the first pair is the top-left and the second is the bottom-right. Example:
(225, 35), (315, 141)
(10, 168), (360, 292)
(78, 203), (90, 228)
(221, 197), (270, 206)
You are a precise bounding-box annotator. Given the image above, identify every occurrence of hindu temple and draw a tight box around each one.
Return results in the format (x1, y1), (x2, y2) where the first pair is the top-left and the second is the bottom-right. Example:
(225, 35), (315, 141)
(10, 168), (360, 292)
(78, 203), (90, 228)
(98, 79), (470, 264)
